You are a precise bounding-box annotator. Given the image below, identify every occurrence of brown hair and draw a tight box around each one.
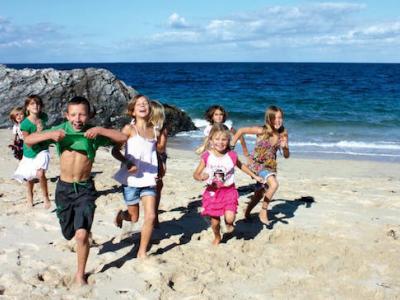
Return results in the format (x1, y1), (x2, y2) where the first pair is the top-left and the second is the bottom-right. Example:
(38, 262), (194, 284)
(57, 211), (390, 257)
(205, 105), (227, 124)
(9, 106), (24, 123)
(24, 95), (44, 115)
(126, 94), (151, 120)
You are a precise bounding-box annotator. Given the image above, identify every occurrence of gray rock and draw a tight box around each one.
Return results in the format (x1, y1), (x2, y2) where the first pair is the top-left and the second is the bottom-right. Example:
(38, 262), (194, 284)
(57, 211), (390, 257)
(0, 65), (196, 135)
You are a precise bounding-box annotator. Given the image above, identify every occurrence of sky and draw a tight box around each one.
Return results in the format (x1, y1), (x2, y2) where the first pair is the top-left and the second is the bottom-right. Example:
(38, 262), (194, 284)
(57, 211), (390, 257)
(1, 0), (399, 63)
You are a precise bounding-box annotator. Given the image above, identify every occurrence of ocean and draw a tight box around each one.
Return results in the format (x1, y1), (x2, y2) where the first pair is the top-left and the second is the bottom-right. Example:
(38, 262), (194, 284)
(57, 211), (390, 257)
(6, 62), (400, 162)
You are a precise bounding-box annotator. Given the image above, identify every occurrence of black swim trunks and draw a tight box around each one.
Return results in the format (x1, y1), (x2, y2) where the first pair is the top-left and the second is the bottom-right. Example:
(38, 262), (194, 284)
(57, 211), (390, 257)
(55, 179), (97, 240)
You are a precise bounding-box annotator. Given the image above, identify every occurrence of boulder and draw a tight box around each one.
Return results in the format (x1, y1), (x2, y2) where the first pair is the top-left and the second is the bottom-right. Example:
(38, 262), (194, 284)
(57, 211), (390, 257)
(0, 65), (196, 135)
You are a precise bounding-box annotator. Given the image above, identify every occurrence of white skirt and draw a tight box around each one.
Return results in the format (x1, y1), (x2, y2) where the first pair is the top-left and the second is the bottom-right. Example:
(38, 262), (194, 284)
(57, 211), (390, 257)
(13, 150), (50, 183)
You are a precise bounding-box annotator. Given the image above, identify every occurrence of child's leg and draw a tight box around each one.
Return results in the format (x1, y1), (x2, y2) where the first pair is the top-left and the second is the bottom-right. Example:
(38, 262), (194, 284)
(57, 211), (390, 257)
(37, 169), (51, 209)
(115, 204), (140, 228)
(154, 179), (163, 228)
(137, 195), (156, 258)
(210, 217), (222, 245)
(224, 211), (236, 233)
(74, 228), (90, 285)
(244, 188), (264, 219)
(259, 176), (279, 224)
(26, 181), (34, 207)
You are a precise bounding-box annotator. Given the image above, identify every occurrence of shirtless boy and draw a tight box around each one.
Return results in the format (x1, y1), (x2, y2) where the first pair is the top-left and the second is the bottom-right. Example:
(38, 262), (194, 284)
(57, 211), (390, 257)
(25, 96), (127, 285)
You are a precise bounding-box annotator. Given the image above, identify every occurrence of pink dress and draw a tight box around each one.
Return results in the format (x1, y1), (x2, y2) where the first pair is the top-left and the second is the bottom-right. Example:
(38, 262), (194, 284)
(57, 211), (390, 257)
(201, 150), (239, 217)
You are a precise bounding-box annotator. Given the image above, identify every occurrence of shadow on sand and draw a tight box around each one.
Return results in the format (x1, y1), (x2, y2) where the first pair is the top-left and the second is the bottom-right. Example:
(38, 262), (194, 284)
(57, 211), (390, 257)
(221, 196), (315, 243)
(98, 195), (315, 271)
(98, 196), (209, 272)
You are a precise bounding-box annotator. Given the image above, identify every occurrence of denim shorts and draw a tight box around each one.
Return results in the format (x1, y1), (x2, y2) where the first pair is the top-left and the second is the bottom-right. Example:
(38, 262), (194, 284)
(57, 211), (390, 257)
(255, 169), (276, 190)
(122, 185), (156, 205)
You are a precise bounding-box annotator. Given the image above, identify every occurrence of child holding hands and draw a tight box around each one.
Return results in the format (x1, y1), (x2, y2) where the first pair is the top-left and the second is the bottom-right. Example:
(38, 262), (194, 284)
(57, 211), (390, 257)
(193, 123), (263, 245)
(231, 105), (289, 225)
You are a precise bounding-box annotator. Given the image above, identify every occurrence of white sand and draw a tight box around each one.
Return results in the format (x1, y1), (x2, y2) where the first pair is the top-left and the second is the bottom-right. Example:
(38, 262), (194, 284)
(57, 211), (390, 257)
(0, 129), (399, 299)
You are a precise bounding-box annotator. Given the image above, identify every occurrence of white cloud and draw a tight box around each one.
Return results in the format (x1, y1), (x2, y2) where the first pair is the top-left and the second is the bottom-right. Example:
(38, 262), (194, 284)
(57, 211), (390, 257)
(168, 13), (189, 29)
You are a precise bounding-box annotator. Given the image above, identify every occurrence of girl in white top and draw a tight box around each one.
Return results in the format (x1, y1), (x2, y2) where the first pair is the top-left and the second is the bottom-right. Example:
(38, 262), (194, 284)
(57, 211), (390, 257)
(112, 94), (159, 259)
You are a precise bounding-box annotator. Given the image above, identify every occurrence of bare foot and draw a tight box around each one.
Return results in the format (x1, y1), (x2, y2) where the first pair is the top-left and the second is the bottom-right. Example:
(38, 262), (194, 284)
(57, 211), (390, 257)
(44, 200), (51, 209)
(114, 210), (124, 228)
(225, 224), (235, 233)
(212, 234), (222, 245)
(258, 208), (270, 225)
(74, 274), (88, 286)
(137, 252), (148, 259)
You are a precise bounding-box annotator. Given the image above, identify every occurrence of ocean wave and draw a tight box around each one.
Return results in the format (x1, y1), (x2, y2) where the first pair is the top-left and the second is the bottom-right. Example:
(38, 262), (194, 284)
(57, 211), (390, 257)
(296, 150), (400, 158)
(291, 141), (400, 150)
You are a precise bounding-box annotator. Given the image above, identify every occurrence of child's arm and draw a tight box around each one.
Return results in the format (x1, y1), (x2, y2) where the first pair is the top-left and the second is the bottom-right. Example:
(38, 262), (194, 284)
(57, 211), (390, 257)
(24, 130), (65, 147)
(280, 131), (290, 159)
(236, 158), (264, 183)
(157, 127), (168, 153)
(231, 126), (263, 147)
(110, 125), (137, 172)
(193, 160), (209, 182)
(85, 127), (128, 144)
(231, 127), (249, 157)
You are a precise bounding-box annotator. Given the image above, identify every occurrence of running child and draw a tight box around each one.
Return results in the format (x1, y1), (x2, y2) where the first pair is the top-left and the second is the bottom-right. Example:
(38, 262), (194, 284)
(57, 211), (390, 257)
(198, 105), (249, 157)
(193, 123), (263, 245)
(231, 105), (289, 224)
(13, 95), (51, 208)
(8, 106), (24, 160)
(24, 96), (127, 285)
(112, 94), (159, 258)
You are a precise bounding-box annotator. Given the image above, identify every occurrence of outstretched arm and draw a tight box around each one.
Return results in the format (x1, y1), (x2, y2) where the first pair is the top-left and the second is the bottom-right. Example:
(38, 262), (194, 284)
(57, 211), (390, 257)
(193, 160), (209, 182)
(231, 126), (263, 147)
(236, 158), (264, 183)
(85, 127), (127, 144)
(231, 127), (249, 157)
(24, 130), (65, 147)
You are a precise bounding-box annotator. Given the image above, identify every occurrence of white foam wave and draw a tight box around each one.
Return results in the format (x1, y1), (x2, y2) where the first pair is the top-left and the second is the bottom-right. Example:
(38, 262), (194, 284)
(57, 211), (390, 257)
(291, 141), (400, 150)
(296, 150), (400, 158)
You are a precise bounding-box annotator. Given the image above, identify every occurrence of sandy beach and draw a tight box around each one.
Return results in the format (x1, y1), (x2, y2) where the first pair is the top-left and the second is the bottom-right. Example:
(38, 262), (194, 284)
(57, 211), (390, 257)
(0, 128), (399, 299)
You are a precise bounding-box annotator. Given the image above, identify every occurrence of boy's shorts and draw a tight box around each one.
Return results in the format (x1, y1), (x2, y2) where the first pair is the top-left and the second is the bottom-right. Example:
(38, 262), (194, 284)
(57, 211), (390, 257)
(55, 179), (97, 240)
(255, 169), (276, 190)
(122, 185), (156, 206)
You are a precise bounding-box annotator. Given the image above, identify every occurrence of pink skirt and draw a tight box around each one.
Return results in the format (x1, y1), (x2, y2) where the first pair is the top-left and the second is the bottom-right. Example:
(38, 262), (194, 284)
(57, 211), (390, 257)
(201, 185), (239, 217)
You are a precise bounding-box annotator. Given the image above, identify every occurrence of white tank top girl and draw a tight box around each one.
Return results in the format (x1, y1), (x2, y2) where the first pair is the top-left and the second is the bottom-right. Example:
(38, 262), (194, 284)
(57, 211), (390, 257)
(113, 125), (158, 187)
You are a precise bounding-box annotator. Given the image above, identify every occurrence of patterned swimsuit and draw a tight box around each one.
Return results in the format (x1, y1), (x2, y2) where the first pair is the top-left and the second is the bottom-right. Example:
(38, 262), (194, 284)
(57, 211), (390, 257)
(249, 132), (281, 173)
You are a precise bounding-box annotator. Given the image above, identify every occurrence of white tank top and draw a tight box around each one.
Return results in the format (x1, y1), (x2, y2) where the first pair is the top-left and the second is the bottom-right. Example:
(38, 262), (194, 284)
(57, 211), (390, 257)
(113, 125), (158, 187)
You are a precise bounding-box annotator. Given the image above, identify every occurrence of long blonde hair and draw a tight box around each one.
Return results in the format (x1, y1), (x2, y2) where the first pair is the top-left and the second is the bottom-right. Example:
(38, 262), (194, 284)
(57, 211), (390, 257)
(195, 123), (231, 154)
(149, 100), (165, 137)
(261, 105), (286, 138)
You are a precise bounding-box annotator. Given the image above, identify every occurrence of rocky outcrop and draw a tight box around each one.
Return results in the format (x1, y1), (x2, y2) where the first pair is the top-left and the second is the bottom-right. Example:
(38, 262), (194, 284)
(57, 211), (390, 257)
(0, 65), (196, 135)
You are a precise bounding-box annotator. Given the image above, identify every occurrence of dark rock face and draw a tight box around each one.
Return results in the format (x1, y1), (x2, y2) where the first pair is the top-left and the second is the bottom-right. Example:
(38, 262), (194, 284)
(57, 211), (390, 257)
(0, 65), (196, 135)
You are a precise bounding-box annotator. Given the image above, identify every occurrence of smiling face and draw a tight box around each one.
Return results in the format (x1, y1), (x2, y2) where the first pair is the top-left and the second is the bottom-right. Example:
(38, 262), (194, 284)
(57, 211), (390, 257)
(65, 103), (89, 131)
(212, 109), (225, 124)
(211, 131), (230, 154)
(273, 111), (283, 130)
(132, 96), (150, 119)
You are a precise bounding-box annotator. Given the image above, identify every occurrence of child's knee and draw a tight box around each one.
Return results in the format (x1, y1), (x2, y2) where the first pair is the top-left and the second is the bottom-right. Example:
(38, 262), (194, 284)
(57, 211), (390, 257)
(74, 229), (89, 244)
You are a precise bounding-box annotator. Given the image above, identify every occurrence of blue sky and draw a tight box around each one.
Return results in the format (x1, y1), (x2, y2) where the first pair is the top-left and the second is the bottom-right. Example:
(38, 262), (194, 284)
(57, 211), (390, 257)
(1, 0), (399, 63)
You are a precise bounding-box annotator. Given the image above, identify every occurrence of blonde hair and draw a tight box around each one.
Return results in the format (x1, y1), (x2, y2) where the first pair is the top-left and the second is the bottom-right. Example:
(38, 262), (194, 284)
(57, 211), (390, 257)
(195, 123), (231, 154)
(9, 106), (24, 123)
(149, 100), (165, 136)
(126, 94), (151, 121)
